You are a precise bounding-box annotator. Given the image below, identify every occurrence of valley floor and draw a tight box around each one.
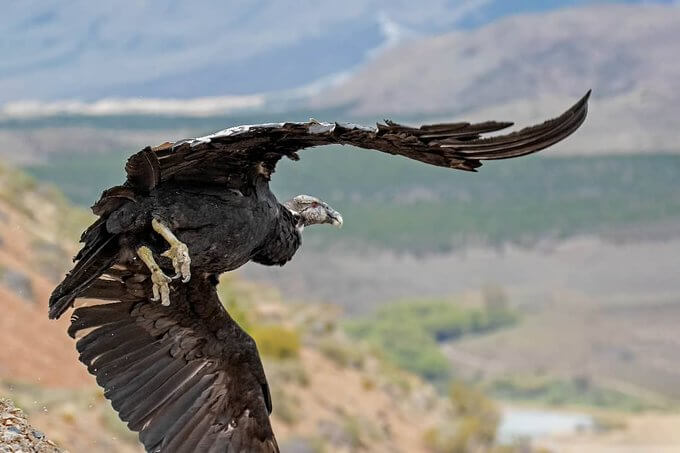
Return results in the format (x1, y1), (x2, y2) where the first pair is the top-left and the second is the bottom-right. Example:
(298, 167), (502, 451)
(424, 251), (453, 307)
(241, 233), (680, 316)
(536, 411), (680, 453)
(243, 234), (680, 405)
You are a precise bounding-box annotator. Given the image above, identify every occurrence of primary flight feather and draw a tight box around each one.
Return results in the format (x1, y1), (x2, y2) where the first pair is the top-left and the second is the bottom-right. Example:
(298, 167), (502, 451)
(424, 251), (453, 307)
(49, 91), (590, 452)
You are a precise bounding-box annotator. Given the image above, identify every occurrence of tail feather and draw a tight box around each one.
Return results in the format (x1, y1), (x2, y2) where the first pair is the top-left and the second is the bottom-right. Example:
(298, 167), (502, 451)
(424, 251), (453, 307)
(75, 217), (107, 261)
(49, 224), (119, 319)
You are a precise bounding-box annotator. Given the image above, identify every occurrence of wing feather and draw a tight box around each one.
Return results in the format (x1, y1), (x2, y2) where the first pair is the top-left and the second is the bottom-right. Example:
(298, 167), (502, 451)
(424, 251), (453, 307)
(125, 146), (161, 191)
(55, 91), (591, 453)
(65, 276), (279, 453)
(127, 91), (590, 183)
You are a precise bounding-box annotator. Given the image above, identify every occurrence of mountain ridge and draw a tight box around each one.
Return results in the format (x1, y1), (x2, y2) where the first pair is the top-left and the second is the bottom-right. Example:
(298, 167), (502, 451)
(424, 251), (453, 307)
(306, 3), (680, 154)
(2, 2), (673, 105)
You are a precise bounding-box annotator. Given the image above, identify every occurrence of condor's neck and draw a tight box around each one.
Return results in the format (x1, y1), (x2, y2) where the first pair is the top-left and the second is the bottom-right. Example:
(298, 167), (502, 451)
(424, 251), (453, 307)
(250, 205), (302, 266)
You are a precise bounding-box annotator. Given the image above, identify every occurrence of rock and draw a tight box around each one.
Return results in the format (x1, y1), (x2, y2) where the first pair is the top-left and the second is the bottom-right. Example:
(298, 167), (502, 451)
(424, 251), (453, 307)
(0, 398), (61, 452)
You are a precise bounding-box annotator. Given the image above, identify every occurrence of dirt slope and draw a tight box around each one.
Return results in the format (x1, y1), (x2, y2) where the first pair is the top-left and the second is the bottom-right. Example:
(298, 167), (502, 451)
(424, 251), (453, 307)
(0, 167), (92, 387)
(0, 168), (462, 452)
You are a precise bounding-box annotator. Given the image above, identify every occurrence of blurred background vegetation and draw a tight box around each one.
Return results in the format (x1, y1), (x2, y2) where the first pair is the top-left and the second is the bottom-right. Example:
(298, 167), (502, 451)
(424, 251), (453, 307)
(2, 1), (680, 452)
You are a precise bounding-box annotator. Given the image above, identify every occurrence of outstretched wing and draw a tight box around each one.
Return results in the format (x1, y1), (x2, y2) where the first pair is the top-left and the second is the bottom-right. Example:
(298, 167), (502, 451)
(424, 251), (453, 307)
(124, 91), (590, 189)
(69, 273), (278, 453)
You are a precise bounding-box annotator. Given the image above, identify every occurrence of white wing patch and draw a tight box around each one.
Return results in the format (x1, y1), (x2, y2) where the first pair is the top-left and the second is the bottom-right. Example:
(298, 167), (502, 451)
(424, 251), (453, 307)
(173, 121), (378, 149)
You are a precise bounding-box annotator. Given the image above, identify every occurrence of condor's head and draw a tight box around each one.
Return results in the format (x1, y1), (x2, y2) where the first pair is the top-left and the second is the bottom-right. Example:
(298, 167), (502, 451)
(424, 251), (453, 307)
(284, 195), (343, 229)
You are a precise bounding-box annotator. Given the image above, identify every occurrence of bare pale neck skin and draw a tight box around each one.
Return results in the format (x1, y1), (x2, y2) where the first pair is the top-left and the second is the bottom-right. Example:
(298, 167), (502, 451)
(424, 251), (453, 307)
(283, 195), (343, 229)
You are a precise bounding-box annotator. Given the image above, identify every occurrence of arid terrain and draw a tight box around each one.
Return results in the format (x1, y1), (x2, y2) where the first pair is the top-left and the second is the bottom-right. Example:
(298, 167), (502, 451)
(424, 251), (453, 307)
(243, 231), (680, 401)
(0, 166), (485, 452)
(0, 165), (678, 452)
(3, 2), (680, 452)
(242, 232), (680, 313)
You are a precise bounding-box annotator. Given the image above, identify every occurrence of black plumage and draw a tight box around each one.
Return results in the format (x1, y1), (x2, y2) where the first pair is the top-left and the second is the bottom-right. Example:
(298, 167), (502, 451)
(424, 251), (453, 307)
(49, 91), (590, 452)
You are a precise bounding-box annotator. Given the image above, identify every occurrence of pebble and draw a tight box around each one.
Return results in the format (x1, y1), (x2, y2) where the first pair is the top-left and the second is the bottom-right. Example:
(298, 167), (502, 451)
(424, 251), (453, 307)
(0, 398), (61, 452)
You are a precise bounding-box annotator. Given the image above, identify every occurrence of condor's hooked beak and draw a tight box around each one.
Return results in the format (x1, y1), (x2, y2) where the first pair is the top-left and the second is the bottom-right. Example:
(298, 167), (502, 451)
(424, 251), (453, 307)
(327, 209), (343, 228)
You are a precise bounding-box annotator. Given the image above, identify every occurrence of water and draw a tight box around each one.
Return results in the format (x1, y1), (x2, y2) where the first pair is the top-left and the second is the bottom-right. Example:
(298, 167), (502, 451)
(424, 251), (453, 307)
(497, 407), (594, 444)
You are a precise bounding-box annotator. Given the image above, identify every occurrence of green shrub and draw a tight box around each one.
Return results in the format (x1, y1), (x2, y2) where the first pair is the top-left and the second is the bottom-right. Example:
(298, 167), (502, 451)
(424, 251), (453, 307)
(488, 375), (668, 412)
(423, 381), (500, 453)
(345, 299), (517, 382)
(318, 337), (365, 369)
(270, 385), (301, 425)
(217, 282), (254, 331)
(347, 319), (451, 381)
(342, 415), (364, 449)
(251, 325), (301, 359)
(24, 152), (680, 253)
(266, 359), (310, 387)
(217, 281), (302, 360)
(593, 414), (628, 432)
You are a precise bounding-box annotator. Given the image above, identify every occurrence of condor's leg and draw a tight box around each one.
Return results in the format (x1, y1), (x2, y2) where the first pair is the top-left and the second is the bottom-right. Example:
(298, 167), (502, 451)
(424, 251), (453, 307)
(136, 246), (172, 306)
(151, 218), (191, 283)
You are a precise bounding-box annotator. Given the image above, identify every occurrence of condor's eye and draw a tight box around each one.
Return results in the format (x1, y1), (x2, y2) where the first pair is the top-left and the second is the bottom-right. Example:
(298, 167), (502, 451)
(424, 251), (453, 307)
(311, 202), (319, 208)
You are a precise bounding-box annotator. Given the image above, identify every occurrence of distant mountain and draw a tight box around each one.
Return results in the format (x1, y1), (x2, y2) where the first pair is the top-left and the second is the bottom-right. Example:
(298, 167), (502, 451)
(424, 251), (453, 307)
(0, 0), (480, 102)
(2, 3), (679, 153)
(1, 1), (669, 103)
(308, 4), (680, 154)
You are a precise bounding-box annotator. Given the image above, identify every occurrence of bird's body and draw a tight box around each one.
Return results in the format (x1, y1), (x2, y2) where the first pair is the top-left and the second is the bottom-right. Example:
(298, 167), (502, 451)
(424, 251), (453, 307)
(50, 176), (289, 452)
(106, 177), (300, 273)
(48, 92), (590, 452)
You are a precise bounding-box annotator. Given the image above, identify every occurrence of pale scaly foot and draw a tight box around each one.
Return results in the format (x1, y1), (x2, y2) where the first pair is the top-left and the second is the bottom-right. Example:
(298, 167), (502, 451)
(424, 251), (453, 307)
(152, 218), (191, 283)
(136, 245), (172, 306)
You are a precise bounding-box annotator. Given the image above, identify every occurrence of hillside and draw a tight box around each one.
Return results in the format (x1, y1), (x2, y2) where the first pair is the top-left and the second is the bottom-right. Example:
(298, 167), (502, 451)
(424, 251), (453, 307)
(4, 150), (680, 452)
(0, 166), (92, 387)
(0, 166), (511, 453)
(309, 4), (680, 154)
(0, 398), (60, 452)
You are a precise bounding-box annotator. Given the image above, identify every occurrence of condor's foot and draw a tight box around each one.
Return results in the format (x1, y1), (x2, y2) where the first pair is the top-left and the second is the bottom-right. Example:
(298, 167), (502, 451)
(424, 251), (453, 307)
(136, 245), (173, 306)
(152, 218), (191, 283)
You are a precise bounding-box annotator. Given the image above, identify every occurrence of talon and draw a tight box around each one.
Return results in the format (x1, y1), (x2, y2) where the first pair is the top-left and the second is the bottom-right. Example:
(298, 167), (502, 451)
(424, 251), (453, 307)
(153, 218), (192, 284)
(153, 270), (172, 306)
(137, 246), (173, 306)
(161, 242), (191, 283)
